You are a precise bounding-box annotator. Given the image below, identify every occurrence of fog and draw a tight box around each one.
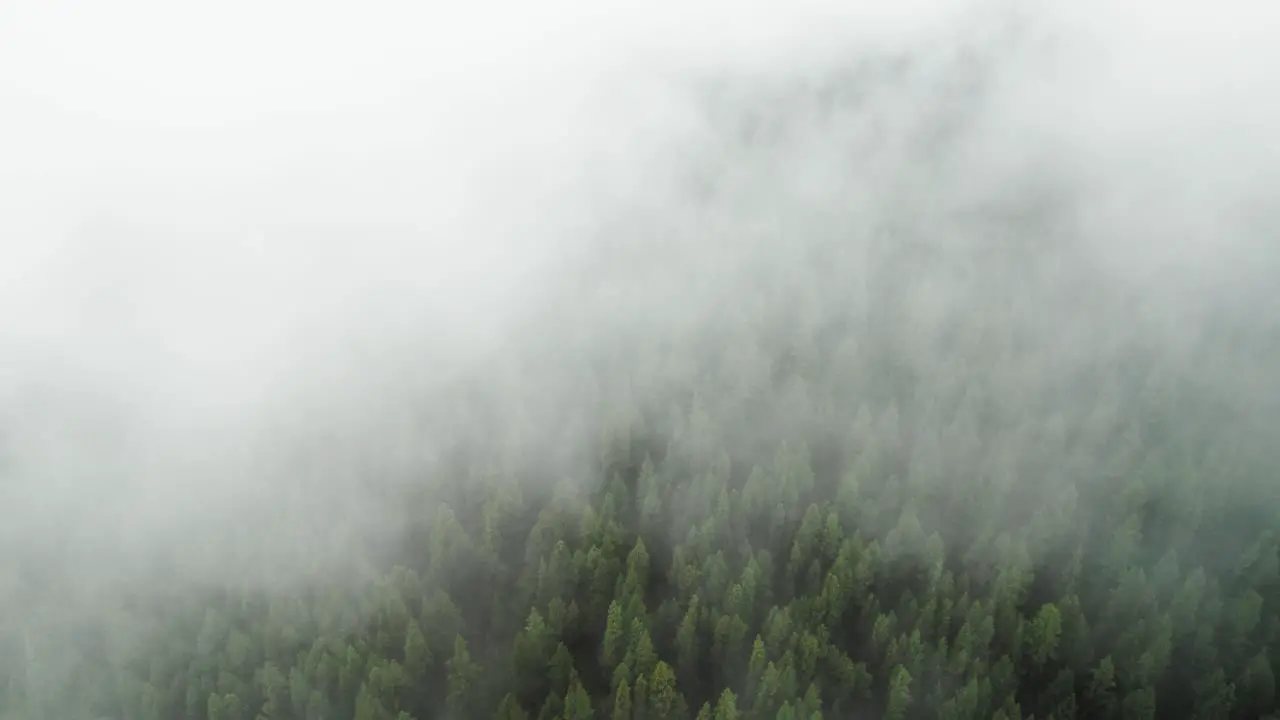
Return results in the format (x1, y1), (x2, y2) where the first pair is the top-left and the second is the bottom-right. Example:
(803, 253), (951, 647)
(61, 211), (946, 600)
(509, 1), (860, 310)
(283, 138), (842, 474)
(2, 0), (1279, 713)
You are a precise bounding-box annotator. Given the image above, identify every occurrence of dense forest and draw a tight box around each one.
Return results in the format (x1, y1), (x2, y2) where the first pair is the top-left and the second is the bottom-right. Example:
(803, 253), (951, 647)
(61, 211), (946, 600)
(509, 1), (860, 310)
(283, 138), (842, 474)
(4, 40), (1280, 720)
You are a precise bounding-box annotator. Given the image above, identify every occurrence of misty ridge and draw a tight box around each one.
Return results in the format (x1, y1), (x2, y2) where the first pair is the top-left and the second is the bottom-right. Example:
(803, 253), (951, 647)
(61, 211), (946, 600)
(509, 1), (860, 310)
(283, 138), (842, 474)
(2, 1), (1280, 719)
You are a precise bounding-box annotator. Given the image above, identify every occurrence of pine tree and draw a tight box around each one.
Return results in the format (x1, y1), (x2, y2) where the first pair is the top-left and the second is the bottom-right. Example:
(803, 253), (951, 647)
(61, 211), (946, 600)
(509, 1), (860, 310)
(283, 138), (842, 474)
(885, 665), (912, 720)
(446, 635), (481, 719)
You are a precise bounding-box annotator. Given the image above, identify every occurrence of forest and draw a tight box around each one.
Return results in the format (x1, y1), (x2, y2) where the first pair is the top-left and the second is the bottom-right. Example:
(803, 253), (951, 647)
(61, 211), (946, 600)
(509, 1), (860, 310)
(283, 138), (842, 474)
(3, 22), (1280, 720)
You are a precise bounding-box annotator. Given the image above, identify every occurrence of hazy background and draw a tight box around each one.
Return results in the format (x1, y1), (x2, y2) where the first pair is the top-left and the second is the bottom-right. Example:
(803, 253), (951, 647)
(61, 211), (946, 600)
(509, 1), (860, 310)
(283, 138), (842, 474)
(1, 0), (1279, 680)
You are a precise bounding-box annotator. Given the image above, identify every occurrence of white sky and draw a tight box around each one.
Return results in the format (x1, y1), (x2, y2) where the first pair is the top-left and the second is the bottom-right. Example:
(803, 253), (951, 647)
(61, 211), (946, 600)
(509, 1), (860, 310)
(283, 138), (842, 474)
(0, 0), (1278, 560)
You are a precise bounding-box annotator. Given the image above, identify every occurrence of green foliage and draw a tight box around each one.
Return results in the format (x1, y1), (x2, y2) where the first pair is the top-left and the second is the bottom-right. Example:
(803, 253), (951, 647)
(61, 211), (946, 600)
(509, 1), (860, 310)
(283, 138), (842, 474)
(2, 255), (1277, 720)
